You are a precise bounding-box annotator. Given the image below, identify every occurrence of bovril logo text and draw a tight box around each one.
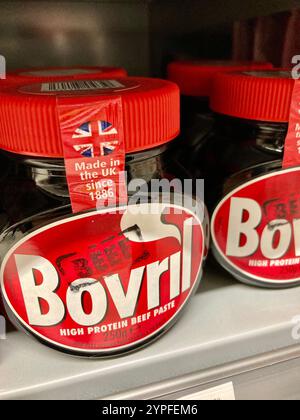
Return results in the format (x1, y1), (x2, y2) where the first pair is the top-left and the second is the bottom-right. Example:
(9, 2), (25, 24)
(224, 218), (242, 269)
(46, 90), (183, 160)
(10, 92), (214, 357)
(225, 197), (299, 259)
(1, 203), (204, 354)
(15, 216), (195, 327)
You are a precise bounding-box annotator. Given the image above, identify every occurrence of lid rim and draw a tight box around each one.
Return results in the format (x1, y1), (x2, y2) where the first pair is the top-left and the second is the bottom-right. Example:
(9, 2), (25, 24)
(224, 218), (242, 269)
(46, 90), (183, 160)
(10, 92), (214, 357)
(210, 70), (295, 122)
(0, 77), (180, 157)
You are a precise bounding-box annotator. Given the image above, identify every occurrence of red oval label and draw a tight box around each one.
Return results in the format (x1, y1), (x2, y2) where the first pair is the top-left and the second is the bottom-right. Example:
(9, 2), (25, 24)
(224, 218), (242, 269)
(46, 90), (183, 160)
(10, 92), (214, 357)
(1, 203), (204, 356)
(212, 168), (300, 286)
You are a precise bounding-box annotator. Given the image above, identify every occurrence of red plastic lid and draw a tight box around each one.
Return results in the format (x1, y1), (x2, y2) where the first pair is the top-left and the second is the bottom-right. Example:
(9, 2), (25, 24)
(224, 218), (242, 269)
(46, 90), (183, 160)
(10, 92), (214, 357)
(4, 66), (127, 85)
(0, 77), (180, 157)
(167, 60), (274, 97)
(210, 69), (295, 122)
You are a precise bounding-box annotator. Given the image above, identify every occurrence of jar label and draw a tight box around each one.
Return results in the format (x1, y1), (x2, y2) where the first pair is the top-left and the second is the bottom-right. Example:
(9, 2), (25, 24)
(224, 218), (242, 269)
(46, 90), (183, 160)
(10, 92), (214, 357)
(283, 79), (300, 168)
(20, 79), (139, 95)
(1, 203), (204, 356)
(57, 96), (128, 213)
(212, 167), (300, 285)
(42, 80), (125, 93)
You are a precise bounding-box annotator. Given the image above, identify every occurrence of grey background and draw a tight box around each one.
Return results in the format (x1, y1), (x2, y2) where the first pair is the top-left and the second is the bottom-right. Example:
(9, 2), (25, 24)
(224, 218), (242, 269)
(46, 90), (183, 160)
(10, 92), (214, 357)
(0, 0), (298, 76)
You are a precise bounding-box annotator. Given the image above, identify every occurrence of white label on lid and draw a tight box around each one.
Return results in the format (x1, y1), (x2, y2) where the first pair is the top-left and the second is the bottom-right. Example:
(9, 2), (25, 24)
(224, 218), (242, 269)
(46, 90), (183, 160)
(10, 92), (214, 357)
(178, 382), (236, 401)
(243, 70), (291, 79)
(41, 80), (125, 92)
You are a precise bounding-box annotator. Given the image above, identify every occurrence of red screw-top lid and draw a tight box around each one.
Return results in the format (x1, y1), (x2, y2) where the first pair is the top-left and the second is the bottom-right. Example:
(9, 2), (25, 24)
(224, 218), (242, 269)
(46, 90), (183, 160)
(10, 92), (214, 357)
(167, 60), (274, 98)
(3, 66), (128, 85)
(0, 77), (180, 157)
(210, 69), (295, 122)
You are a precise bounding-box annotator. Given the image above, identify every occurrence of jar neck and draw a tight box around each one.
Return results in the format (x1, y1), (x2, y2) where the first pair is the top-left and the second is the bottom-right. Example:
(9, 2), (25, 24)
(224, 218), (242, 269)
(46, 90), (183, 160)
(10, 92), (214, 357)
(214, 114), (288, 155)
(6, 144), (172, 199)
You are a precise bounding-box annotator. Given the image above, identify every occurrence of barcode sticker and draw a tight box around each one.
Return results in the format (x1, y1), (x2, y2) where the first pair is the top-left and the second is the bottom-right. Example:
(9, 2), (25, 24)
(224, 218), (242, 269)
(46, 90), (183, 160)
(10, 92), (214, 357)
(178, 382), (236, 401)
(41, 80), (125, 92)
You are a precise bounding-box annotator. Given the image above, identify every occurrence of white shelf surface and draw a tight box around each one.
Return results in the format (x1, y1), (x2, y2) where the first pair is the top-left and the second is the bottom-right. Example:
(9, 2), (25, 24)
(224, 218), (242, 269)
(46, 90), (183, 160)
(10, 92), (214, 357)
(1, 263), (300, 400)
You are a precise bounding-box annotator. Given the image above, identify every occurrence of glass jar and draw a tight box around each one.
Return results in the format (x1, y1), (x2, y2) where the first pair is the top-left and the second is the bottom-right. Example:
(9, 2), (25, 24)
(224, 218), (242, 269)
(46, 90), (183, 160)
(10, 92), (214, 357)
(205, 70), (300, 288)
(0, 76), (205, 357)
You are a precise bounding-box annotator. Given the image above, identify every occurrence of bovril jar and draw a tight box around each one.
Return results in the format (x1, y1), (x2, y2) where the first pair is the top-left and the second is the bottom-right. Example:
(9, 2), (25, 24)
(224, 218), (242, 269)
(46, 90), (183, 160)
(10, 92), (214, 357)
(201, 69), (299, 288)
(0, 77), (205, 357)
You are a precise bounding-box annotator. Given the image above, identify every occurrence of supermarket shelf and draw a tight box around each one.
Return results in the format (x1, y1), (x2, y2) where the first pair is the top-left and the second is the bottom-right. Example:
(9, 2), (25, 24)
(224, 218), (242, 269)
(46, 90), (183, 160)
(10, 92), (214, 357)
(1, 262), (300, 400)
(110, 345), (300, 400)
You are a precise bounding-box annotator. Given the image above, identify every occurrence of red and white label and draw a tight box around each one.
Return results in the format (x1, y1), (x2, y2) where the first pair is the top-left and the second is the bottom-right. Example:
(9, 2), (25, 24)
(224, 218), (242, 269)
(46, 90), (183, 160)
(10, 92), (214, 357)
(57, 97), (127, 213)
(1, 203), (204, 355)
(212, 167), (300, 285)
(283, 79), (300, 168)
